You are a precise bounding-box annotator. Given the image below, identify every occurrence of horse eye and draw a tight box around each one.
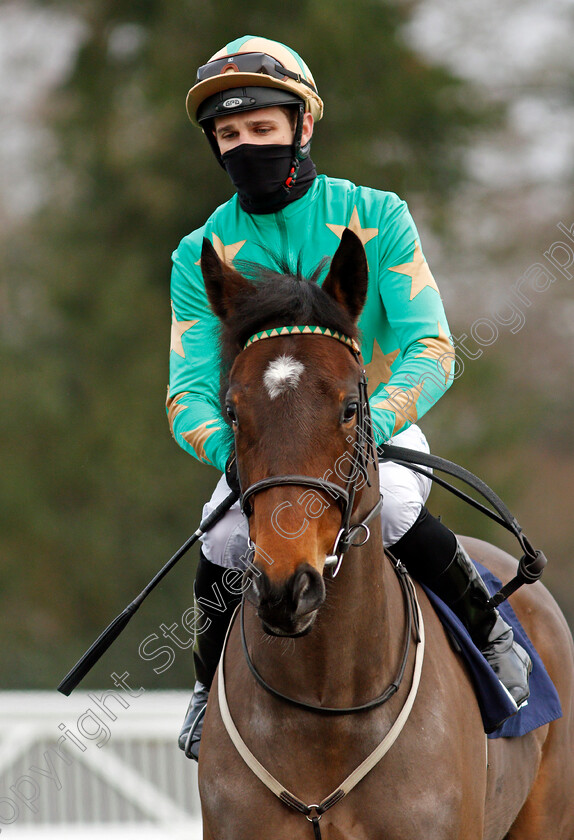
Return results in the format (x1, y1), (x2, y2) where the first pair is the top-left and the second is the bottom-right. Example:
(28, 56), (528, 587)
(342, 402), (358, 423)
(226, 405), (237, 425)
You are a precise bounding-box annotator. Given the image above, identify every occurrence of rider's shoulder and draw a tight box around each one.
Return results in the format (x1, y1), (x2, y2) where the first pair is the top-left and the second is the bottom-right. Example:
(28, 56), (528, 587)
(317, 175), (408, 218)
(173, 194), (239, 262)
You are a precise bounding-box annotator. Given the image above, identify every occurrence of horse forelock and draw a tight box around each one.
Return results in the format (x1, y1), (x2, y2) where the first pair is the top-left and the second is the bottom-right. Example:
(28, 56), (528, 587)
(217, 259), (359, 374)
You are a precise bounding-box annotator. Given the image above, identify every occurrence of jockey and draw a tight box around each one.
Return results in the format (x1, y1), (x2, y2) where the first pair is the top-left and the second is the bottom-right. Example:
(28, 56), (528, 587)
(168, 36), (531, 760)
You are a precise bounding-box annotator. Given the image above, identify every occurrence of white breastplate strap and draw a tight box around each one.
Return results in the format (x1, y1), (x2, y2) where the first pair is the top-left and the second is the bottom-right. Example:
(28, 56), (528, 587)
(217, 586), (425, 820)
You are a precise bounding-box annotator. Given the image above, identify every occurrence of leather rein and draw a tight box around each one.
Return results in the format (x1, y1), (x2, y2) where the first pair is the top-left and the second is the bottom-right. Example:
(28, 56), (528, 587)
(218, 326), (426, 838)
(239, 553), (418, 715)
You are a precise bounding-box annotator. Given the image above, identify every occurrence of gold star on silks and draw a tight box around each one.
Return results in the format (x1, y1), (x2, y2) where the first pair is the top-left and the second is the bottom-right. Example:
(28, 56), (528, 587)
(170, 303), (198, 358)
(326, 206), (379, 248)
(373, 383), (424, 437)
(166, 391), (190, 438)
(415, 322), (455, 385)
(182, 420), (221, 464)
(388, 241), (439, 301)
(195, 234), (246, 267)
(365, 342), (400, 396)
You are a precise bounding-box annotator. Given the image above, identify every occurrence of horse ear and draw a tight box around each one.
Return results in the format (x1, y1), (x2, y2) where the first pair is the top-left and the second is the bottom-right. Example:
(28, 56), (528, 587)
(322, 229), (368, 322)
(200, 237), (254, 320)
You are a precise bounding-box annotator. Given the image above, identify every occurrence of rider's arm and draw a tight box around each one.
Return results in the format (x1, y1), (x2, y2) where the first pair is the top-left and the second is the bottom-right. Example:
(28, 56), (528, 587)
(369, 196), (455, 445)
(167, 233), (232, 472)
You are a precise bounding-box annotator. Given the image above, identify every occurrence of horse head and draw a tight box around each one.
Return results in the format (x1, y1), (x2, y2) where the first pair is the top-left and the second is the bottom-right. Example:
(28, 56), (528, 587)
(201, 229), (377, 637)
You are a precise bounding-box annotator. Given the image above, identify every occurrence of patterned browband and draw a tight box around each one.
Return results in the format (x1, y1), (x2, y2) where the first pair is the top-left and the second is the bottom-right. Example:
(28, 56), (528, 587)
(244, 325), (361, 355)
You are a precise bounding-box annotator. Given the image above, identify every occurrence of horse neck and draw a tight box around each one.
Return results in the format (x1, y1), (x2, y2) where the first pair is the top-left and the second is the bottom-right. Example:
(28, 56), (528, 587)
(245, 476), (405, 708)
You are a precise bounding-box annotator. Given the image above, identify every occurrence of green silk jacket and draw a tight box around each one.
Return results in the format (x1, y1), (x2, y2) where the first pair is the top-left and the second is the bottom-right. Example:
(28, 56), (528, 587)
(168, 174), (455, 471)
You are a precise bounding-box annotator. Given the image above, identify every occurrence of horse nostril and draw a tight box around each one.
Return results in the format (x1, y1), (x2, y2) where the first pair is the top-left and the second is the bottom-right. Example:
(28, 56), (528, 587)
(294, 572), (311, 601)
(292, 565), (325, 617)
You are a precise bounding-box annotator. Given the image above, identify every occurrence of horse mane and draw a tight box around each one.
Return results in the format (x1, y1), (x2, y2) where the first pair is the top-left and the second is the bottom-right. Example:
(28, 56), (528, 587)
(215, 255), (361, 414)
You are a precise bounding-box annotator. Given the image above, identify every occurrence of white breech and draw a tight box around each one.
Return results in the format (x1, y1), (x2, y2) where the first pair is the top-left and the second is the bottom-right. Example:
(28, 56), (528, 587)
(200, 424), (432, 568)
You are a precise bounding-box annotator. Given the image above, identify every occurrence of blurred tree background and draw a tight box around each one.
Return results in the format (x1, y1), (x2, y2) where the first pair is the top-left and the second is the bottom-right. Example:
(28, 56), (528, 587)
(1, 0), (573, 690)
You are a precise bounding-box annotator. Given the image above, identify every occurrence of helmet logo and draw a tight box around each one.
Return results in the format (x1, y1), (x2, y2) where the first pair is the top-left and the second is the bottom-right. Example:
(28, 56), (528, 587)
(222, 97), (243, 109)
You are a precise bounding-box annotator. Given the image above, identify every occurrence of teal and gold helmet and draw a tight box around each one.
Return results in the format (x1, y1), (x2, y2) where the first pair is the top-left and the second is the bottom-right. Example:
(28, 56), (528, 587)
(187, 36), (324, 127)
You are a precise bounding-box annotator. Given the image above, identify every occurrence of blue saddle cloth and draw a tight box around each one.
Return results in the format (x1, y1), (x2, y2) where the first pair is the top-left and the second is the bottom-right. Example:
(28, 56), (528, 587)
(422, 560), (562, 738)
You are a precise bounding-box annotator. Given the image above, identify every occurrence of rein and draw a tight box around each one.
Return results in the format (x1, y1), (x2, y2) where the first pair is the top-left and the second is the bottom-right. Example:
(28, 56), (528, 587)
(379, 443), (548, 607)
(240, 551), (417, 715)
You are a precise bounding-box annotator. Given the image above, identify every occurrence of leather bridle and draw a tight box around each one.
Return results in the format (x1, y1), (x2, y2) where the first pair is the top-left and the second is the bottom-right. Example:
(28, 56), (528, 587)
(219, 325), (425, 839)
(236, 324), (380, 577)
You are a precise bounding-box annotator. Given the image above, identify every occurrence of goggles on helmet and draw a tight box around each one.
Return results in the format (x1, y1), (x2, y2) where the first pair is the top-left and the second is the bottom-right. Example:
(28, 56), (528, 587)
(196, 52), (318, 93)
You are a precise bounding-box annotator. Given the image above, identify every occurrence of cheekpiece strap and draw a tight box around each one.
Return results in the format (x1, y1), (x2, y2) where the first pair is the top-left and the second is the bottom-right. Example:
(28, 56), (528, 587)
(244, 325), (361, 355)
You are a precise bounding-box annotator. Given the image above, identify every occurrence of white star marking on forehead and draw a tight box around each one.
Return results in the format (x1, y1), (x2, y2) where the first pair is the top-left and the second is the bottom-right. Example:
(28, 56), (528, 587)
(263, 354), (305, 400)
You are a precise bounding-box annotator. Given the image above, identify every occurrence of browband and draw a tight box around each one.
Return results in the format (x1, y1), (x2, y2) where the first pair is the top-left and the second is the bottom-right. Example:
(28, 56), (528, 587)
(244, 325), (361, 355)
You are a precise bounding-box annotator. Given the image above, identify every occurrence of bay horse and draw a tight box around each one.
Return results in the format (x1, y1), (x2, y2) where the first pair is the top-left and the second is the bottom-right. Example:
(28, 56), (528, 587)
(197, 229), (574, 839)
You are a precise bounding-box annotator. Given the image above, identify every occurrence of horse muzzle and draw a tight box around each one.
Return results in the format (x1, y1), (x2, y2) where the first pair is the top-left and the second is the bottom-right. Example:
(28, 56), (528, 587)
(244, 562), (326, 637)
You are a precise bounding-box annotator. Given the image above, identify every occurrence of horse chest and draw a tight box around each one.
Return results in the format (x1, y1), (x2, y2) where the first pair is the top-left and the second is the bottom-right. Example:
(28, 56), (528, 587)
(201, 761), (477, 840)
(200, 688), (486, 840)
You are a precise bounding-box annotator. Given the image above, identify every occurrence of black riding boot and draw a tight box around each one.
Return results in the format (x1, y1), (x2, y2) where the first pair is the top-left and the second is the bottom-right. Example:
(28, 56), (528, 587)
(392, 508), (532, 708)
(178, 551), (242, 760)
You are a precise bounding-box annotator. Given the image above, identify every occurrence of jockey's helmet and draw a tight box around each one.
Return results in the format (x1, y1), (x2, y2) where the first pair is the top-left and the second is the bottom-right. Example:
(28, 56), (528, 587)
(187, 36), (323, 164)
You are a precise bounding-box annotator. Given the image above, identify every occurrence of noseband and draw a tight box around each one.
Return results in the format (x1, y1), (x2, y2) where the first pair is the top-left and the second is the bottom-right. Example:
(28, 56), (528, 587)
(236, 325), (381, 576)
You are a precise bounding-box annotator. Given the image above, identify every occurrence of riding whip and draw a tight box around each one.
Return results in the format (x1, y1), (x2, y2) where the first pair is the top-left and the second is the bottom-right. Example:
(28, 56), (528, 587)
(57, 489), (239, 696)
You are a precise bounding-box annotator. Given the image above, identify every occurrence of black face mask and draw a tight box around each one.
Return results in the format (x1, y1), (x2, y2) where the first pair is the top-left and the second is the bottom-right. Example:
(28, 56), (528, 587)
(221, 143), (316, 214)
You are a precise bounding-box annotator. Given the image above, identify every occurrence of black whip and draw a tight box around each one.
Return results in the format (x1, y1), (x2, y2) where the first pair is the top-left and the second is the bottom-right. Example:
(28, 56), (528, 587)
(57, 489), (239, 696)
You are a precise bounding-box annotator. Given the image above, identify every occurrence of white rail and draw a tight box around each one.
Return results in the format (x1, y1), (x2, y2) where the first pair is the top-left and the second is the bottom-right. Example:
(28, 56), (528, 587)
(0, 691), (202, 838)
